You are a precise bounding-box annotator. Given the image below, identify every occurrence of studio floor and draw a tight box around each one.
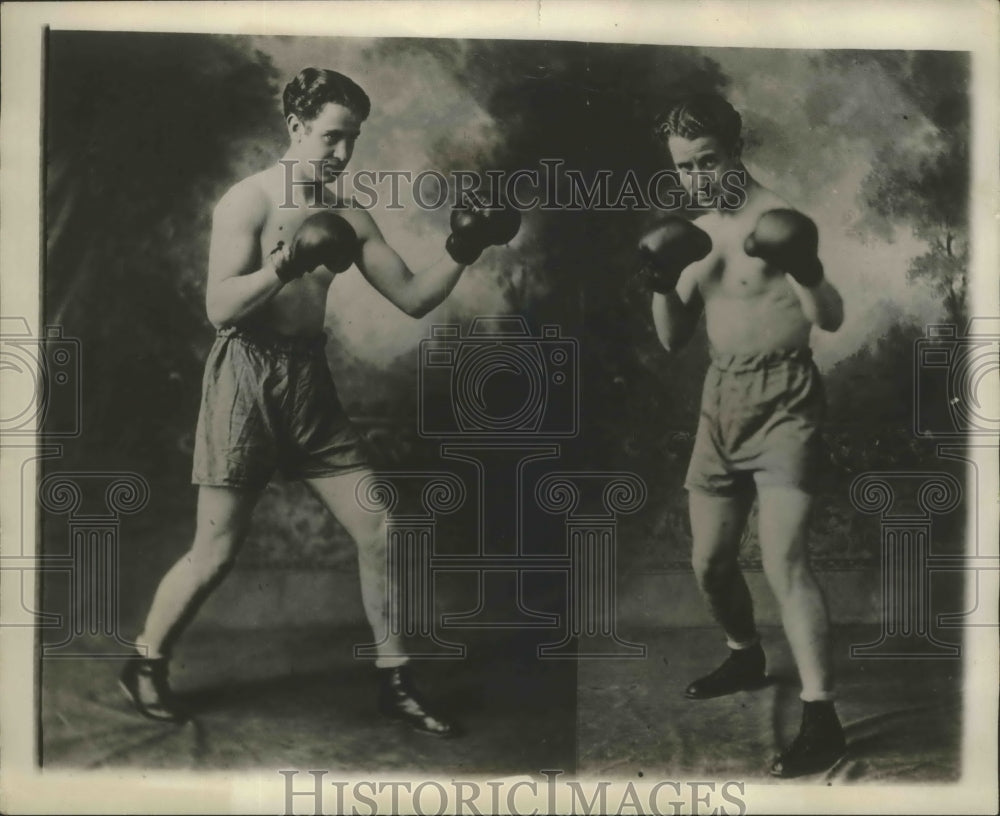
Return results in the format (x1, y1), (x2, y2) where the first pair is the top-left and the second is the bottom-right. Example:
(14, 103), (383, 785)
(575, 625), (963, 784)
(40, 625), (962, 784)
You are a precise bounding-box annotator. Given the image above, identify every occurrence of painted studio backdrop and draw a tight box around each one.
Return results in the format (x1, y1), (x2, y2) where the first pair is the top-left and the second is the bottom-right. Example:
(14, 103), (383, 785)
(38, 31), (972, 774)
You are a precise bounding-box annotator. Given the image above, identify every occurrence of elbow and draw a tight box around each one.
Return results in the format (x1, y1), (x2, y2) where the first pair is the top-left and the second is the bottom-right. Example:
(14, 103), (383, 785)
(656, 330), (681, 354)
(401, 301), (430, 319)
(205, 297), (234, 330)
(400, 294), (435, 319)
(657, 324), (690, 354)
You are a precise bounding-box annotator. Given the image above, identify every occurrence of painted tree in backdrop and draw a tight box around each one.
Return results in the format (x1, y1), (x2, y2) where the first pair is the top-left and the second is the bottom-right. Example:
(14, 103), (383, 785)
(853, 51), (971, 326)
(45, 32), (283, 470)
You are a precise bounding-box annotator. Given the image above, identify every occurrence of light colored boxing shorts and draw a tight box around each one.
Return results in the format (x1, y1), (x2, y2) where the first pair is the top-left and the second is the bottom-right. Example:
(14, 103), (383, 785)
(684, 346), (826, 496)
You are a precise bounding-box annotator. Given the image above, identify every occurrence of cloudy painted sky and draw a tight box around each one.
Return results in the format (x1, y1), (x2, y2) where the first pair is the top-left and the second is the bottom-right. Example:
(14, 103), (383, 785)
(247, 36), (952, 371)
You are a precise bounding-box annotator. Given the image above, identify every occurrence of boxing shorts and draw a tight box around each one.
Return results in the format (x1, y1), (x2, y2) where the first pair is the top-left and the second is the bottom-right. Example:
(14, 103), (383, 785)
(192, 327), (369, 489)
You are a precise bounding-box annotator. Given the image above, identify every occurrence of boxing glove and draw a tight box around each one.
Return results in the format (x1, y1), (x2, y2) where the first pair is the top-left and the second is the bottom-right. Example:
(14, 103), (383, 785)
(744, 209), (823, 287)
(446, 197), (522, 265)
(637, 217), (713, 293)
(275, 211), (359, 283)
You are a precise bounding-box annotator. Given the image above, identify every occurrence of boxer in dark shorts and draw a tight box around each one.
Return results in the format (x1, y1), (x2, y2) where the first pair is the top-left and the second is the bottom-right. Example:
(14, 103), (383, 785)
(639, 93), (848, 777)
(119, 67), (520, 737)
(192, 327), (368, 489)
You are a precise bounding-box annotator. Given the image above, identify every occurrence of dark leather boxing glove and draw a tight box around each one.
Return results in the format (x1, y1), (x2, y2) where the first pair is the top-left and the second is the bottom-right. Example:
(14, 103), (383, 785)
(637, 217), (713, 293)
(274, 211), (359, 283)
(446, 197), (522, 265)
(744, 209), (824, 287)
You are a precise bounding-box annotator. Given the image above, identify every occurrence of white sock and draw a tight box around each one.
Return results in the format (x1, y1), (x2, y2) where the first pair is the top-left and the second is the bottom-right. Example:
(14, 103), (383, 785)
(374, 655), (409, 670)
(800, 690), (836, 703)
(726, 635), (760, 651)
(134, 634), (163, 660)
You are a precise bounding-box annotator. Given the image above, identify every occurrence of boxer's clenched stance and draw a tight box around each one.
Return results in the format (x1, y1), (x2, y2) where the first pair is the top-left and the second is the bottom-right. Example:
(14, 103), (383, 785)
(639, 94), (847, 777)
(120, 68), (518, 736)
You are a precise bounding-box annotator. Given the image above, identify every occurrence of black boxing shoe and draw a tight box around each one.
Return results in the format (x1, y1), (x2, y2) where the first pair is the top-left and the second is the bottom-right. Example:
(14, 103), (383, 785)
(119, 656), (186, 723)
(770, 700), (847, 778)
(377, 666), (458, 738)
(684, 642), (767, 699)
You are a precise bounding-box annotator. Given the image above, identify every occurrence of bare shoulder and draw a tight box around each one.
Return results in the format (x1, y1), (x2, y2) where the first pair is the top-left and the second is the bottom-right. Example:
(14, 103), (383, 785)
(751, 186), (796, 217)
(214, 173), (270, 229)
(674, 212), (720, 297)
(692, 210), (722, 237)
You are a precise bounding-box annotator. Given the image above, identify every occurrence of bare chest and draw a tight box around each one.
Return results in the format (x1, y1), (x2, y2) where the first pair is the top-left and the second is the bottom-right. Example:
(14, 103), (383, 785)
(261, 205), (319, 256)
(699, 216), (783, 299)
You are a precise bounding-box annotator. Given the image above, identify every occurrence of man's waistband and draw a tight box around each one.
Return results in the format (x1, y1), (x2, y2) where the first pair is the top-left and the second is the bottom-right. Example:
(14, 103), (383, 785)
(217, 326), (328, 355)
(709, 346), (813, 373)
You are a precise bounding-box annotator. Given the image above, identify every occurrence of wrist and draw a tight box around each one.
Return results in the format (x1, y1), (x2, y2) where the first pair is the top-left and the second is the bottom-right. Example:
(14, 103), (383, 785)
(445, 233), (483, 265)
(268, 243), (296, 284)
(640, 263), (679, 294)
(789, 258), (824, 288)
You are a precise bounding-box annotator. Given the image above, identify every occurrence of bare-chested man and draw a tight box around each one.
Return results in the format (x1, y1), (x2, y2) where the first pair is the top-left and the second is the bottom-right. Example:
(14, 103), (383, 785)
(638, 94), (847, 777)
(120, 67), (518, 736)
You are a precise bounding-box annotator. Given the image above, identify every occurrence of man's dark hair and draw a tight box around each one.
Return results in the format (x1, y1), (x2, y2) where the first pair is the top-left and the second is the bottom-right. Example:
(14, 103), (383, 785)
(655, 93), (743, 155)
(283, 67), (371, 124)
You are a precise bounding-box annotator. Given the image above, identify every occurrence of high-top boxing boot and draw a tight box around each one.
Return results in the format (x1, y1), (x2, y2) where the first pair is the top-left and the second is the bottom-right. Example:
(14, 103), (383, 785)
(685, 642), (768, 699)
(377, 665), (458, 738)
(119, 656), (186, 723)
(770, 700), (847, 778)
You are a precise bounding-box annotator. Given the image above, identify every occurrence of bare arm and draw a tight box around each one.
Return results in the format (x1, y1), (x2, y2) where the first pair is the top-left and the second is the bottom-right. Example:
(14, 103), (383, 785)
(352, 209), (466, 319)
(746, 205), (844, 333)
(788, 275), (844, 332)
(205, 185), (285, 328)
(651, 263), (705, 352)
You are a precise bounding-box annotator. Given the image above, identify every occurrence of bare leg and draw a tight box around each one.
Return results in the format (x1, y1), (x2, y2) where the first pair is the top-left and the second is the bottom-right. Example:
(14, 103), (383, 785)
(307, 471), (456, 737)
(137, 485), (259, 658)
(757, 485), (844, 778)
(688, 489), (757, 646)
(684, 489), (768, 699)
(306, 471), (405, 668)
(756, 485), (832, 700)
(122, 485), (259, 721)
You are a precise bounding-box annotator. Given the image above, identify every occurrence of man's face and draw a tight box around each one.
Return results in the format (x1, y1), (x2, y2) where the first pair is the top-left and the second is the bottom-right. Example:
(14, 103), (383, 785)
(667, 134), (741, 207)
(288, 102), (362, 182)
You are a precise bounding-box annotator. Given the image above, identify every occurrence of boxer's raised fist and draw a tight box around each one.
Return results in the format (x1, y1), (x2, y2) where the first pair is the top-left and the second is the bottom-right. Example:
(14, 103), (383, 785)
(446, 197), (522, 265)
(744, 209), (823, 287)
(275, 211), (358, 283)
(637, 217), (713, 293)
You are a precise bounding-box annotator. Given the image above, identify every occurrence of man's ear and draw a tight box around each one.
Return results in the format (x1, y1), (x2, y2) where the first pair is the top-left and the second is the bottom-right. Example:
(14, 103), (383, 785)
(286, 113), (305, 140)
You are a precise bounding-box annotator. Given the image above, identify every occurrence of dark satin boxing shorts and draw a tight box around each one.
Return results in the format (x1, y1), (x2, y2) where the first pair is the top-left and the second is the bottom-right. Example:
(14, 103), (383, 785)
(684, 346), (827, 497)
(191, 327), (369, 489)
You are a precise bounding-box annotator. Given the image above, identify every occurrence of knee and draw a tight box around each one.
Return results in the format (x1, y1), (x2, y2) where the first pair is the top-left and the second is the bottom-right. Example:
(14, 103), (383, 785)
(762, 548), (811, 597)
(351, 513), (387, 552)
(187, 527), (241, 578)
(352, 518), (391, 577)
